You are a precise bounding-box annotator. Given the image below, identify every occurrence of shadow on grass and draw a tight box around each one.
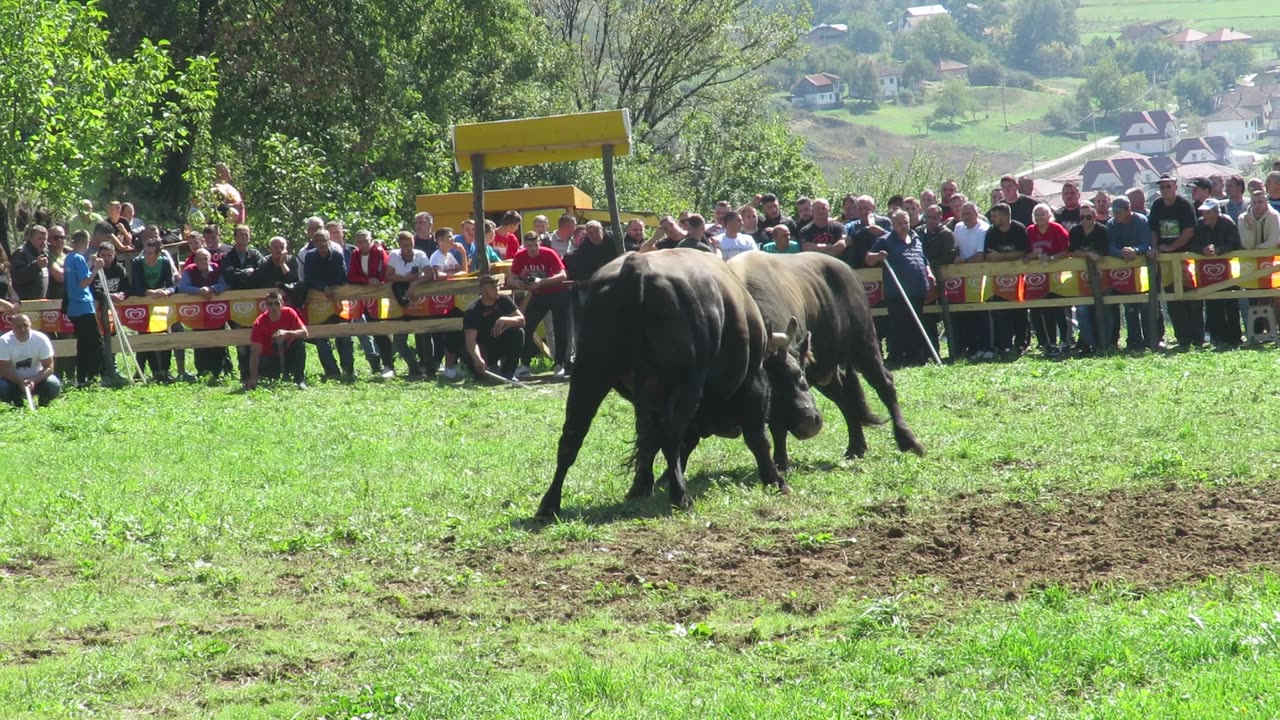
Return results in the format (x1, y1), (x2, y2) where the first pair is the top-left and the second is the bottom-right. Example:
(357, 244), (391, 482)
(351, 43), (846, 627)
(517, 465), (776, 529)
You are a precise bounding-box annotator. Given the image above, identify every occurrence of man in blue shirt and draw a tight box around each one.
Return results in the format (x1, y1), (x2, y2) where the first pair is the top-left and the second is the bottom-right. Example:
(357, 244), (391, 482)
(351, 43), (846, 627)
(866, 210), (935, 366)
(303, 229), (356, 381)
(1106, 196), (1155, 350)
(64, 226), (107, 387)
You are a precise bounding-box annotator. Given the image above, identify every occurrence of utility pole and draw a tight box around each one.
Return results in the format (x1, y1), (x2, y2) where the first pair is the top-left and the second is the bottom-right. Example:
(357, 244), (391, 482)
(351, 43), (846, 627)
(1001, 84), (1008, 131)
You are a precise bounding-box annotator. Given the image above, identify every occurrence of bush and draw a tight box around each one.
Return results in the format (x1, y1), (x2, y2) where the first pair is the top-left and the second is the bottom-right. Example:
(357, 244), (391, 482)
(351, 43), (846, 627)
(968, 61), (1003, 86)
(1004, 70), (1037, 90)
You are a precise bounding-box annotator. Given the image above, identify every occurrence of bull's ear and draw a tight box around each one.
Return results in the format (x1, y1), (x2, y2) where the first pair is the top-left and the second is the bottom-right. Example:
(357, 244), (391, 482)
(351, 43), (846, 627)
(785, 316), (800, 341)
(798, 331), (813, 366)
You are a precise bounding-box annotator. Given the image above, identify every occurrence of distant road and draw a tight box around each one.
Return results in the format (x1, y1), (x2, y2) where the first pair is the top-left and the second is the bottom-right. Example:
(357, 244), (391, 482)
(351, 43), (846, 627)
(1020, 135), (1118, 177)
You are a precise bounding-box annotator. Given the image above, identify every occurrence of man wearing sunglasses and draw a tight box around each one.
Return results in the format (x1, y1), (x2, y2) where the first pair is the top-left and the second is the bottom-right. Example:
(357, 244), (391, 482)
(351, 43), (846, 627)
(243, 291), (309, 390)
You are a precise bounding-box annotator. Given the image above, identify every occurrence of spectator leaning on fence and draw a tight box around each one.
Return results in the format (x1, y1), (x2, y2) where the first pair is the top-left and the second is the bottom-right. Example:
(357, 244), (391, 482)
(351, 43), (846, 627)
(46, 226), (68, 304)
(347, 229), (394, 378)
(509, 230), (570, 378)
(243, 290), (308, 391)
(1106, 196), (1155, 350)
(1193, 198), (1243, 348)
(1239, 190), (1280, 250)
(865, 209), (935, 366)
(303, 229), (356, 382)
(1149, 172), (1198, 348)
(131, 236), (178, 382)
(179, 247), (231, 379)
(11, 225), (49, 300)
(761, 225), (800, 254)
(1068, 202), (1118, 354)
(385, 230), (436, 379)
(0, 313), (60, 408)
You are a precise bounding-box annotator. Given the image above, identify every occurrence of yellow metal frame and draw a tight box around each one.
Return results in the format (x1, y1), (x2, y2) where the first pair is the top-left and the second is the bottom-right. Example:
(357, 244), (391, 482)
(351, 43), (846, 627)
(452, 110), (632, 172)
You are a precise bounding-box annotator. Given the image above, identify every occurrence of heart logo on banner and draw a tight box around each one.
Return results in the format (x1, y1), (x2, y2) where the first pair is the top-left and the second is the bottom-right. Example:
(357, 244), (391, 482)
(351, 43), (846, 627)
(862, 283), (879, 294)
(1111, 269), (1132, 282)
(430, 295), (453, 304)
(1204, 263), (1226, 278)
(945, 278), (962, 291)
(124, 307), (147, 322)
(43, 311), (60, 324)
(997, 275), (1018, 289)
(1024, 273), (1046, 288)
(207, 303), (229, 317)
(179, 305), (201, 318)
(232, 301), (255, 315)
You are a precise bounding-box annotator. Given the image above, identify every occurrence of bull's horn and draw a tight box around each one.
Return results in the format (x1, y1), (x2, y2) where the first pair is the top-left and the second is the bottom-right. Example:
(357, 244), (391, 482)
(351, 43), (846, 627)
(767, 332), (789, 351)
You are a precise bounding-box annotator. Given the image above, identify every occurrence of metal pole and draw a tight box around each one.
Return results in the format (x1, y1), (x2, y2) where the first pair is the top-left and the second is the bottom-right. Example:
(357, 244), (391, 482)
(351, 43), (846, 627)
(1147, 255), (1162, 350)
(23, 383), (35, 411)
(97, 269), (145, 384)
(881, 260), (943, 366)
(471, 153), (488, 274)
(602, 144), (624, 256)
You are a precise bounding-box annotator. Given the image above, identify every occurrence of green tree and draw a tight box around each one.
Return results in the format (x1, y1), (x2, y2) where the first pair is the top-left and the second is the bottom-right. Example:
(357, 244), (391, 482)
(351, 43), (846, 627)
(1172, 69), (1219, 115)
(540, 0), (811, 147)
(0, 0), (216, 245)
(1005, 0), (1078, 69)
(832, 149), (987, 204)
(1209, 44), (1255, 87)
(846, 17), (886, 54)
(1082, 56), (1148, 116)
(931, 78), (977, 125)
(898, 15), (984, 64)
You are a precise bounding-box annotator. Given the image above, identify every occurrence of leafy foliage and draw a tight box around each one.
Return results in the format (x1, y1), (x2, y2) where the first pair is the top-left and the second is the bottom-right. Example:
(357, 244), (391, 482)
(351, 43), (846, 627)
(0, 0), (216, 237)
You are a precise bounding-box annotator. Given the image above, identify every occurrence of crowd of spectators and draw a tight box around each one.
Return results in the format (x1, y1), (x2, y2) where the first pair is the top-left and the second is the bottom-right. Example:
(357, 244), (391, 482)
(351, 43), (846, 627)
(5, 162), (1280, 406)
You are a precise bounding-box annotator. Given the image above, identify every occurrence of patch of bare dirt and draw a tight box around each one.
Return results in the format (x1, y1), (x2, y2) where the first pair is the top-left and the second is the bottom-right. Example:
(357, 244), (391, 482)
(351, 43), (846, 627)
(470, 481), (1280, 619)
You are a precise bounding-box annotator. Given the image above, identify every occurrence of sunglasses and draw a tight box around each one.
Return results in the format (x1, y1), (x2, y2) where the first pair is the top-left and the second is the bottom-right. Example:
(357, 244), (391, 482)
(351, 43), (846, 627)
(266, 300), (282, 307)
(1159, 183), (1175, 189)
(1081, 214), (1096, 220)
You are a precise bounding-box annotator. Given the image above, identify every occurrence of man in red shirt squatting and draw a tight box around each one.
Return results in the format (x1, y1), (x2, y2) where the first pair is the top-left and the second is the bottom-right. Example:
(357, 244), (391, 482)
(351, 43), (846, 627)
(243, 291), (310, 390)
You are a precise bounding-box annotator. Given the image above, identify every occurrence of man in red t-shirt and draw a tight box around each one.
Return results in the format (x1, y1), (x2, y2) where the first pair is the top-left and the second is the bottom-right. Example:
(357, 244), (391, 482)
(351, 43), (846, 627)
(243, 291), (310, 390)
(507, 231), (570, 377)
(492, 211), (523, 260)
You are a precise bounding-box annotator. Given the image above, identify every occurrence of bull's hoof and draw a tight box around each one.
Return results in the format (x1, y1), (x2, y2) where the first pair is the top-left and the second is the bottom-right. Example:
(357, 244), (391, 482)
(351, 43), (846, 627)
(845, 446), (868, 460)
(670, 494), (694, 511)
(625, 483), (655, 501)
(776, 481), (791, 495)
(534, 501), (561, 521)
(774, 458), (792, 473)
(896, 431), (925, 457)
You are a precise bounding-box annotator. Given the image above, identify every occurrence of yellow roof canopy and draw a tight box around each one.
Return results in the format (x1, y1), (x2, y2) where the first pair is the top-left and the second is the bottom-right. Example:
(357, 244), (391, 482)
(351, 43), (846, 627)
(452, 109), (632, 172)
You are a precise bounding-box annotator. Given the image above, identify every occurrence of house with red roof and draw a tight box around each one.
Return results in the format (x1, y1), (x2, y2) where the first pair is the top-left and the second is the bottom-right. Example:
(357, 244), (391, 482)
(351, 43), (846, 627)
(1117, 110), (1180, 155)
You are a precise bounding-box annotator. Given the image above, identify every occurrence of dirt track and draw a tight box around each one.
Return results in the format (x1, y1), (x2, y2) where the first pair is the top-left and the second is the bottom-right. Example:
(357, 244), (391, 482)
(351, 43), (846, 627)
(476, 481), (1280, 619)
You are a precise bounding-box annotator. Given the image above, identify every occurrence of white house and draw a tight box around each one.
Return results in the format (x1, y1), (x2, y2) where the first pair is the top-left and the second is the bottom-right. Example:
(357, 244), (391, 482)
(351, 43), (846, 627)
(807, 23), (848, 46)
(873, 63), (902, 98)
(1205, 105), (1262, 146)
(1117, 110), (1179, 155)
(1080, 152), (1177, 193)
(1171, 136), (1233, 166)
(791, 73), (843, 110)
(901, 4), (949, 31)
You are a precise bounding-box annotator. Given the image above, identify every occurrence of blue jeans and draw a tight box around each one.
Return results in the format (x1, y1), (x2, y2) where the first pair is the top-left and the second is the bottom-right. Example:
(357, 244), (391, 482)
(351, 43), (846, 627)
(310, 337), (354, 376)
(0, 375), (62, 407)
(1076, 303), (1121, 349)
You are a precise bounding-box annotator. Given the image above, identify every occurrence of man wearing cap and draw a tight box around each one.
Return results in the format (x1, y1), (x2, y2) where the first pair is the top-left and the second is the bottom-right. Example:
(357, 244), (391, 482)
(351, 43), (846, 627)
(463, 275), (526, 381)
(242, 290), (309, 390)
(1187, 178), (1213, 217)
(1106, 195), (1155, 350)
(1240, 189), (1280, 250)
(1192, 198), (1242, 347)
(0, 313), (60, 407)
(1149, 172), (1198, 348)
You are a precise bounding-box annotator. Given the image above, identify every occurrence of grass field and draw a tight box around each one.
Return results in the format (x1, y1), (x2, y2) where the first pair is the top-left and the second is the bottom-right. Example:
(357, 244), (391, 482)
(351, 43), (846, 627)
(5, 349), (1280, 717)
(806, 83), (1094, 181)
(1077, 0), (1280, 35)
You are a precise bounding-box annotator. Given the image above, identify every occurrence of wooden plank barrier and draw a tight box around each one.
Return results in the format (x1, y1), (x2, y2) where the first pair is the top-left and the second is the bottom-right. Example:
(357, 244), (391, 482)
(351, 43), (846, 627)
(3, 274), (502, 359)
(854, 249), (1280, 319)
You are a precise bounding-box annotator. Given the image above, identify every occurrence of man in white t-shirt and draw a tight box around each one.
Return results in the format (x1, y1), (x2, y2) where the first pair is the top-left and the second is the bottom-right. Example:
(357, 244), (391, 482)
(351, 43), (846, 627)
(714, 210), (758, 261)
(386, 230), (438, 379)
(428, 232), (468, 276)
(0, 313), (61, 407)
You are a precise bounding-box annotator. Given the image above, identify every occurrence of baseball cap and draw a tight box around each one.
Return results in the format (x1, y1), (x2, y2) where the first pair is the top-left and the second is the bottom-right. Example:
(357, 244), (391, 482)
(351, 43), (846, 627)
(1111, 196), (1131, 211)
(478, 274), (499, 286)
(1158, 172), (1177, 183)
(1198, 198), (1222, 212)
(1186, 177), (1212, 191)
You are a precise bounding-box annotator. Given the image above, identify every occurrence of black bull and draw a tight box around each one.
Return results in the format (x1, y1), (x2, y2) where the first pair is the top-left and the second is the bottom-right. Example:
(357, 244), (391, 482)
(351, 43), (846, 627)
(536, 250), (824, 519)
(728, 251), (924, 465)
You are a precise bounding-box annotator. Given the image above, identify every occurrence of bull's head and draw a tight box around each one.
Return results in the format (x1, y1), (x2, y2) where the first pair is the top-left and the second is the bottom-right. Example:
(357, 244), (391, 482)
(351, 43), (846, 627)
(764, 316), (823, 440)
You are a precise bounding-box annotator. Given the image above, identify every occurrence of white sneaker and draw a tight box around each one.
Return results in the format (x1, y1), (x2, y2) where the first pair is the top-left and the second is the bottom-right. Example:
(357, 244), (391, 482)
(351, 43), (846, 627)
(514, 365), (532, 379)
(443, 367), (460, 380)
(552, 364), (566, 377)
(380, 367), (395, 379)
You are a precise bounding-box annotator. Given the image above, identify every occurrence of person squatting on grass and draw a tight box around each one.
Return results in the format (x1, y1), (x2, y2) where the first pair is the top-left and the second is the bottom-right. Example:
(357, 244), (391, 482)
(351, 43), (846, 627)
(0, 313), (61, 407)
(464, 275), (525, 381)
(242, 291), (308, 391)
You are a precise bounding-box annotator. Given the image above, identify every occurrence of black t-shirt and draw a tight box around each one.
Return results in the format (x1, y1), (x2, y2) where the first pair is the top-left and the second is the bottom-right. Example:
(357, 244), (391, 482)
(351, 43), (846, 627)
(840, 226), (883, 269)
(1148, 196), (1197, 246)
(655, 236), (679, 250)
(464, 295), (519, 339)
(414, 234), (438, 257)
(1009, 195), (1037, 227)
(798, 220), (844, 250)
(676, 236), (714, 253)
(1068, 223), (1108, 255)
(1055, 206), (1083, 232)
(760, 213), (797, 238)
(984, 221), (1029, 254)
